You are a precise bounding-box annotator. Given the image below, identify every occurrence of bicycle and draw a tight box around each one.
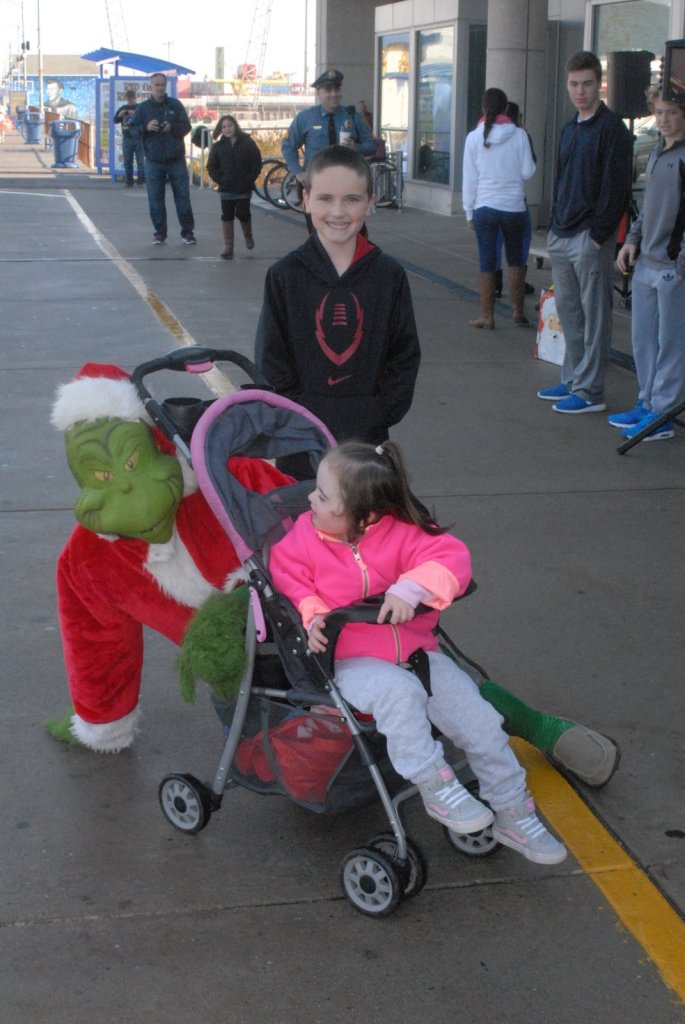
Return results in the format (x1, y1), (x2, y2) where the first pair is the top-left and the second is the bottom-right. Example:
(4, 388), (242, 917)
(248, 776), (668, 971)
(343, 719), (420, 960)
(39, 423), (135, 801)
(262, 160), (290, 208)
(254, 158), (284, 202)
(370, 153), (403, 210)
(281, 170), (304, 212)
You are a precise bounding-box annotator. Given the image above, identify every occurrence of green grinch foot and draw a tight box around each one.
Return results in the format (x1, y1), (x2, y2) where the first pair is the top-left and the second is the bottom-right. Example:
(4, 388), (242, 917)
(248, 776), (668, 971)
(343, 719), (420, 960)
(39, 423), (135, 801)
(43, 709), (83, 747)
(550, 725), (621, 788)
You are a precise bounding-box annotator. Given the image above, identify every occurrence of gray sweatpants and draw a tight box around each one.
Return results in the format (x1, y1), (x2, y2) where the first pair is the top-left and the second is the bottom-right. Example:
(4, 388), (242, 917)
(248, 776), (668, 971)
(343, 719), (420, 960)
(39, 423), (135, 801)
(630, 259), (685, 414)
(334, 652), (526, 811)
(547, 228), (616, 401)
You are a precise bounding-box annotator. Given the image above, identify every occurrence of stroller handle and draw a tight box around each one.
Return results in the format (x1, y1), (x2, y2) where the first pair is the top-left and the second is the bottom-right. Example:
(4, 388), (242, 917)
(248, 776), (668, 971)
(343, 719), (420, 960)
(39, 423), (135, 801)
(131, 347), (270, 394)
(130, 347), (273, 456)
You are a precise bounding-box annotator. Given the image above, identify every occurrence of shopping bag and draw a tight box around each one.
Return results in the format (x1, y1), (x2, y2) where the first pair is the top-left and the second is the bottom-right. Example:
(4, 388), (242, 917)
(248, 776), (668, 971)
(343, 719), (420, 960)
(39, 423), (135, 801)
(535, 287), (565, 366)
(235, 709), (353, 803)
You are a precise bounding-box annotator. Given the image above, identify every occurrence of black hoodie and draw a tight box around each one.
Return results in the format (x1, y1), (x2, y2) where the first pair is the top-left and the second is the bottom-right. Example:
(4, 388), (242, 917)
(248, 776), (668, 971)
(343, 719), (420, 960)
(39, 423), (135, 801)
(255, 234), (420, 445)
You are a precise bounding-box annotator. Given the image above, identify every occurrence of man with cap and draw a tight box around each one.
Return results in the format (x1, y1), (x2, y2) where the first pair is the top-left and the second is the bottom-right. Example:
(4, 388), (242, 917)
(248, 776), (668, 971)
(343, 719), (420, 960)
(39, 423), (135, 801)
(282, 69), (376, 232)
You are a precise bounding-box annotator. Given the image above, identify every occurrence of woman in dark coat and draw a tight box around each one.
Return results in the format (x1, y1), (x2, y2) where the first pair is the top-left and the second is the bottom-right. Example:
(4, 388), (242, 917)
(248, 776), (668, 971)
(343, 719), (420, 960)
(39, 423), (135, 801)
(207, 115), (262, 259)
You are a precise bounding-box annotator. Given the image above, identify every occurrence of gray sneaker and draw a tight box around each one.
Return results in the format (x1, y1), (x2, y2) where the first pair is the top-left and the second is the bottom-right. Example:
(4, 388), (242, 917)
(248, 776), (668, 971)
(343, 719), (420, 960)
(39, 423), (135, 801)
(492, 795), (567, 864)
(417, 764), (494, 834)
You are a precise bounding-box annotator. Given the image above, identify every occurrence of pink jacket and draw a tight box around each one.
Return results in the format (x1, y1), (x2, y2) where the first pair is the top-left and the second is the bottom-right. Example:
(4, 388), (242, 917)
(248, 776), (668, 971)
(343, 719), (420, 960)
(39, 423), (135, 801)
(269, 511), (472, 663)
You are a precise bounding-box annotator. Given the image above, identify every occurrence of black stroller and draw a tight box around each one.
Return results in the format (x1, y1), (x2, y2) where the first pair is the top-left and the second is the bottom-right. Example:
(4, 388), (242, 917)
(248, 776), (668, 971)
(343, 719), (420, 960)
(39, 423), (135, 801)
(134, 347), (499, 917)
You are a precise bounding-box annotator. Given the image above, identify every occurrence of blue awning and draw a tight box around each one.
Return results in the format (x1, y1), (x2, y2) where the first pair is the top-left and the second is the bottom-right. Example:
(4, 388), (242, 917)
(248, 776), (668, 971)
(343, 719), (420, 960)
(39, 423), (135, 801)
(81, 48), (195, 76)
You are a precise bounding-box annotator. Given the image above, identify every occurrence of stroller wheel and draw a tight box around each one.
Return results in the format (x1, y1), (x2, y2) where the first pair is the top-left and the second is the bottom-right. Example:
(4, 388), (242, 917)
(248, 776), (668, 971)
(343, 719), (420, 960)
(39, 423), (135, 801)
(443, 824), (500, 858)
(368, 832), (427, 899)
(340, 847), (402, 917)
(159, 773), (212, 834)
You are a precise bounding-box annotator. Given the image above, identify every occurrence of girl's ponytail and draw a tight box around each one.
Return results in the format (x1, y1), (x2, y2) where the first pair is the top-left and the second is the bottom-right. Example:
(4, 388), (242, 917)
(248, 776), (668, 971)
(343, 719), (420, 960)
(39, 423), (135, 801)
(481, 87), (508, 148)
(327, 441), (449, 538)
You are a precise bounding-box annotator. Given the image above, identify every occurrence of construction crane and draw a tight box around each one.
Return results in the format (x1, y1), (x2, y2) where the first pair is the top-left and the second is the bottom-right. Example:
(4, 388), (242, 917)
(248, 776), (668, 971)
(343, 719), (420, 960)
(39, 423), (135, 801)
(103, 0), (130, 52)
(240, 0), (274, 108)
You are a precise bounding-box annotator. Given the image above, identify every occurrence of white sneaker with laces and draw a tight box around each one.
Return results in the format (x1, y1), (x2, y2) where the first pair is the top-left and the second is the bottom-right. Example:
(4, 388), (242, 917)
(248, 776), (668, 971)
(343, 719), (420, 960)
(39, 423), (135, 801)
(417, 763), (494, 834)
(492, 795), (567, 864)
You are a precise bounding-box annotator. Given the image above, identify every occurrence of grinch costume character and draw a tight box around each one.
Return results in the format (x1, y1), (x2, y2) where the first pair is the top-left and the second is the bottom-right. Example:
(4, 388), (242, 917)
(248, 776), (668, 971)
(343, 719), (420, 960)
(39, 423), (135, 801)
(49, 363), (287, 752)
(48, 362), (619, 789)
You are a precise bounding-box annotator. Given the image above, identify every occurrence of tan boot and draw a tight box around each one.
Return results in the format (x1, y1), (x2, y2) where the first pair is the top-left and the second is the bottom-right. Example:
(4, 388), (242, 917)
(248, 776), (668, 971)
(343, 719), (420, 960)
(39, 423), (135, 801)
(469, 271), (496, 329)
(239, 217), (255, 250)
(509, 265), (531, 325)
(220, 221), (234, 260)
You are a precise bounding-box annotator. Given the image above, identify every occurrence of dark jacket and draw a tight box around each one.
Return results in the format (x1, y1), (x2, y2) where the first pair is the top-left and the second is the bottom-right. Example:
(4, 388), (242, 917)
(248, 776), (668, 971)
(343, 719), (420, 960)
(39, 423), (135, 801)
(129, 95), (190, 163)
(550, 102), (633, 245)
(207, 132), (262, 194)
(113, 102), (138, 134)
(255, 234), (420, 445)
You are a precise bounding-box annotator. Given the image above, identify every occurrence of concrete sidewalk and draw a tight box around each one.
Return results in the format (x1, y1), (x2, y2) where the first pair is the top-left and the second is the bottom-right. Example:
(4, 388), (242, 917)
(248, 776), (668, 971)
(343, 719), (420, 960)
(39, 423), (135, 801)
(1, 129), (684, 1023)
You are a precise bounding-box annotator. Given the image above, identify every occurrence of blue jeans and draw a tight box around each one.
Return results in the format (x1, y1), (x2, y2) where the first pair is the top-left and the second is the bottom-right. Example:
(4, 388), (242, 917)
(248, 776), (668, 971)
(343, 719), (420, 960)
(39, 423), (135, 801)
(145, 157), (194, 238)
(122, 134), (145, 184)
(495, 206), (531, 270)
(472, 206), (527, 271)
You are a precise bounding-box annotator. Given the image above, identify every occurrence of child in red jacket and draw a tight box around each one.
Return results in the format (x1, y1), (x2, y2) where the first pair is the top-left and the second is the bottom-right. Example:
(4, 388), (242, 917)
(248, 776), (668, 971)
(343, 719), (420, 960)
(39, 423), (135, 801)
(270, 441), (567, 865)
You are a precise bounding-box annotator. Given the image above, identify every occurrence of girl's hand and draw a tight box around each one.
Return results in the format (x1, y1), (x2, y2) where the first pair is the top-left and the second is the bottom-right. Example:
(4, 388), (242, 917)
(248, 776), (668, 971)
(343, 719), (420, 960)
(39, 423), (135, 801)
(377, 593), (415, 625)
(307, 616), (329, 653)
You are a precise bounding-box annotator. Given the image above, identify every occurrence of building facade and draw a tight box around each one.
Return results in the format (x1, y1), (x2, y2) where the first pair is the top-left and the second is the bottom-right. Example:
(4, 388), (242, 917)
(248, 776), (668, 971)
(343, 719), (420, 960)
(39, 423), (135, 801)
(314, 0), (683, 218)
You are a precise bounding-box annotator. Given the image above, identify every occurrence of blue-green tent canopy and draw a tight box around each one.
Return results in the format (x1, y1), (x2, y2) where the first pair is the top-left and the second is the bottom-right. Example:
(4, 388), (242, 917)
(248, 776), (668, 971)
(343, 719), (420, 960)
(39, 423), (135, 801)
(82, 48), (195, 76)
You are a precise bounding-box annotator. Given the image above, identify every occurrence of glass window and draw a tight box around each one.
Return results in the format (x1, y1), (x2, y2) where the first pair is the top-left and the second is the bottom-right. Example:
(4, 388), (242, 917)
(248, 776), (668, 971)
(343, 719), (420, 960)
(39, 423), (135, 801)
(593, 0), (670, 59)
(379, 34), (410, 164)
(414, 27), (454, 184)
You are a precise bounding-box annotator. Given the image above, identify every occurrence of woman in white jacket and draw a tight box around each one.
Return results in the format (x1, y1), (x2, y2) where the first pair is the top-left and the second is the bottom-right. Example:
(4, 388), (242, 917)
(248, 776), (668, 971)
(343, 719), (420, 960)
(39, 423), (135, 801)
(463, 88), (536, 328)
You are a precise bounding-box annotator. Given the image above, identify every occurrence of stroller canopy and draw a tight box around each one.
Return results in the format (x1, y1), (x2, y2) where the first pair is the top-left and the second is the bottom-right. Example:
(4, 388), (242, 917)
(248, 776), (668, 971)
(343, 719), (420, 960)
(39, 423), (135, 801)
(190, 390), (335, 562)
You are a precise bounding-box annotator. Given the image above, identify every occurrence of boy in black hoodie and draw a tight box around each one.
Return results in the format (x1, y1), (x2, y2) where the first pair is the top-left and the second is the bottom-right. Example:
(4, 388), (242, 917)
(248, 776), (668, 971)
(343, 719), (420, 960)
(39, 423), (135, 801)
(255, 146), (420, 468)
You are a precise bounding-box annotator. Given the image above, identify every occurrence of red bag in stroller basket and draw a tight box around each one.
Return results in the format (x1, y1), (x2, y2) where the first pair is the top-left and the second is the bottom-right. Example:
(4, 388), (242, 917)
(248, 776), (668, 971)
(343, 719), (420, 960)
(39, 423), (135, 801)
(235, 709), (353, 804)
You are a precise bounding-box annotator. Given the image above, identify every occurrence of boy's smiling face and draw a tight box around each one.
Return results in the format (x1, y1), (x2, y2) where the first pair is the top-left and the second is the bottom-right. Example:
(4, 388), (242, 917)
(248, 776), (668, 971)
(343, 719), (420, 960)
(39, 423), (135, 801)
(304, 165), (374, 252)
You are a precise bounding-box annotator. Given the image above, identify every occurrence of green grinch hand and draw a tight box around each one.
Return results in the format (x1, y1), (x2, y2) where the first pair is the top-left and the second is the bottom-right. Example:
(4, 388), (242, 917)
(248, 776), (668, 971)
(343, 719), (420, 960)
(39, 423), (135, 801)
(177, 587), (250, 703)
(43, 707), (84, 746)
(65, 419), (183, 543)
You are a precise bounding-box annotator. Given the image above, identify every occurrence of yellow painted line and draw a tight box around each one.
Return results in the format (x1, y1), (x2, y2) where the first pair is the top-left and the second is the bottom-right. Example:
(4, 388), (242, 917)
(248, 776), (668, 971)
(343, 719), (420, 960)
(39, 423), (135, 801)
(61, 189), (236, 397)
(512, 738), (685, 1002)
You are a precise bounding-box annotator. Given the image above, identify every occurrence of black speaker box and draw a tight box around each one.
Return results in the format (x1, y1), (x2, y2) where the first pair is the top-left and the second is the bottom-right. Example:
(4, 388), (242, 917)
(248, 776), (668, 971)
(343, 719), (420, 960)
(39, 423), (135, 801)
(606, 51), (654, 118)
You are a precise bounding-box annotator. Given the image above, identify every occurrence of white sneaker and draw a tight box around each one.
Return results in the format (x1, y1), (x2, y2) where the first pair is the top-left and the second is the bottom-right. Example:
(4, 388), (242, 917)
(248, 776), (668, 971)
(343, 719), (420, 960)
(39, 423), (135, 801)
(417, 764), (494, 834)
(492, 795), (567, 864)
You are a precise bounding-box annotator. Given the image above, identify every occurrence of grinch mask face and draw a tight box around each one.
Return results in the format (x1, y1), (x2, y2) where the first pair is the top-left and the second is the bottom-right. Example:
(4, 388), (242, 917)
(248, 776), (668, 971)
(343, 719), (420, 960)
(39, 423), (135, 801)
(65, 418), (184, 543)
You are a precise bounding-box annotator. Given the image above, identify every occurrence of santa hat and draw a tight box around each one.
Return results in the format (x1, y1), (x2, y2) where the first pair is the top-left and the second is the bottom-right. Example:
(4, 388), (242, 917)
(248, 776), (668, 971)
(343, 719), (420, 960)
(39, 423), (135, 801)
(51, 363), (150, 432)
(51, 363), (196, 492)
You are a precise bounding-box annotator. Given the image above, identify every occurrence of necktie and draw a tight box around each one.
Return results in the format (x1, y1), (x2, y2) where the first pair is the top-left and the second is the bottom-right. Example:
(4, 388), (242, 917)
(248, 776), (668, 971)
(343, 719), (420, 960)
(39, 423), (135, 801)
(327, 113), (336, 146)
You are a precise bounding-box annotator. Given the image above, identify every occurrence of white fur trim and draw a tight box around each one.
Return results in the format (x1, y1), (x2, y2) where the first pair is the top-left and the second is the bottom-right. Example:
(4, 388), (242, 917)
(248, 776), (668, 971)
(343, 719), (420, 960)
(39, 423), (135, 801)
(51, 376), (148, 431)
(71, 706), (141, 753)
(178, 453), (198, 496)
(145, 526), (218, 609)
(224, 566), (248, 590)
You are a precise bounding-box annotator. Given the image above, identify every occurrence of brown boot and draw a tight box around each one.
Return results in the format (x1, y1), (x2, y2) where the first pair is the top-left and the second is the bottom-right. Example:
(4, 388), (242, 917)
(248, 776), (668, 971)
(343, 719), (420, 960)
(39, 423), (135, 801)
(509, 265), (531, 325)
(469, 271), (496, 329)
(239, 217), (255, 250)
(220, 221), (234, 260)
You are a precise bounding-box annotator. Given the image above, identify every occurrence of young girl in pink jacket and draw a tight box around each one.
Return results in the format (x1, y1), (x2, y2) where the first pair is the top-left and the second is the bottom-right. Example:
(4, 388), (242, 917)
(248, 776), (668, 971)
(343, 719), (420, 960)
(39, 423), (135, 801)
(269, 441), (566, 864)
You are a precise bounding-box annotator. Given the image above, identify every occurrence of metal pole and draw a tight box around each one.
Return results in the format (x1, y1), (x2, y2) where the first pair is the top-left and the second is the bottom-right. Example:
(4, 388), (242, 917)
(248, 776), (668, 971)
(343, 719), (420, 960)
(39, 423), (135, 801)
(36, 0), (43, 116)
(303, 0), (308, 91)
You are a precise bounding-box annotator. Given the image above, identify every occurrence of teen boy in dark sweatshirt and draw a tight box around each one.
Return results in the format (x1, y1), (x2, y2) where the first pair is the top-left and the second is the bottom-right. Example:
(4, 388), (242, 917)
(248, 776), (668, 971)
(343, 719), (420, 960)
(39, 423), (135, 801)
(538, 51), (632, 415)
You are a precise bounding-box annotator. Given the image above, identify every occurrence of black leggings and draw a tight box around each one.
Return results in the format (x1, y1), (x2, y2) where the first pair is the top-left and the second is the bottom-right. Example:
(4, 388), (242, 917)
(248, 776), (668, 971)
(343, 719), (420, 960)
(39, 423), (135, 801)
(221, 197), (251, 222)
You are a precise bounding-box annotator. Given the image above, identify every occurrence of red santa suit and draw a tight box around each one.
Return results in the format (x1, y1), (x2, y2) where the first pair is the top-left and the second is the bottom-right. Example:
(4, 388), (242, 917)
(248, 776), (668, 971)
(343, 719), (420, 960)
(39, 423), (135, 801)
(52, 364), (288, 753)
